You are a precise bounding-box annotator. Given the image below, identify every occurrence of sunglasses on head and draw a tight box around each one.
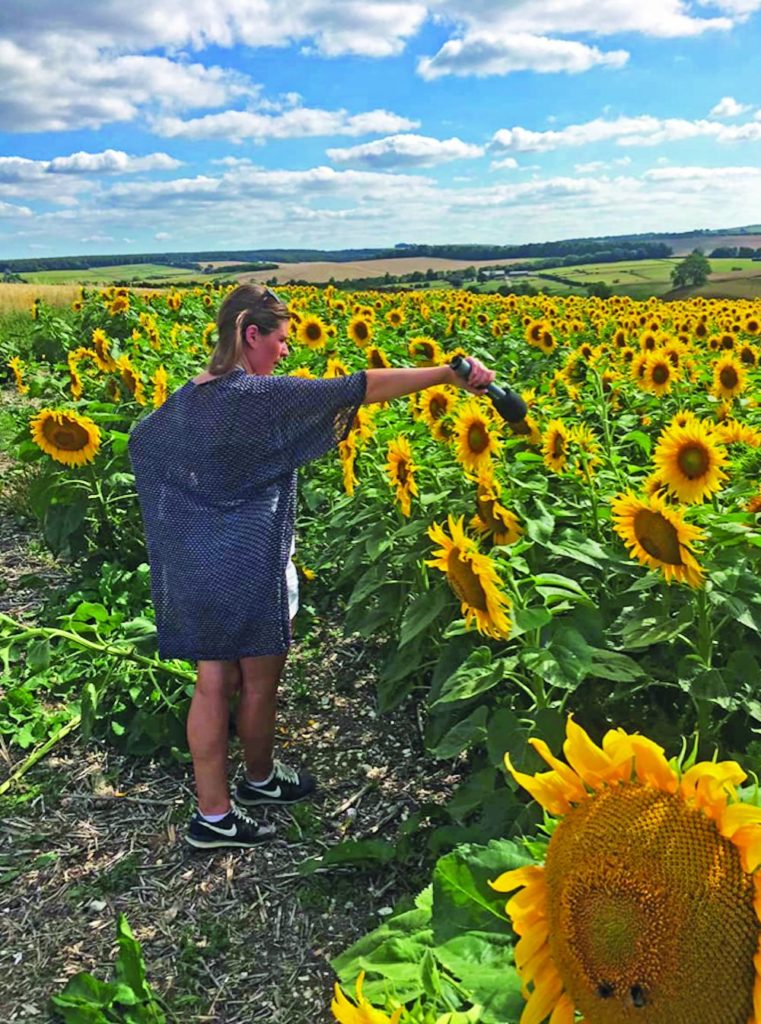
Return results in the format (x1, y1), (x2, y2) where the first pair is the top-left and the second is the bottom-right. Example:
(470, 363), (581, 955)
(264, 286), (285, 305)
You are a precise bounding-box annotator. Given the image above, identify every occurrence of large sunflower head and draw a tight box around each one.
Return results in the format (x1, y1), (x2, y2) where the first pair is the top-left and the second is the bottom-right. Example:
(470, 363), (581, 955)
(426, 514), (511, 639)
(347, 316), (373, 348)
(418, 386), (456, 429)
(492, 717), (761, 1024)
(116, 355), (146, 405)
(385, 435), (418, 517)
(297, 315), (328, 350)
(712, 355), (747, 401)
(453, 399), (502, 471)
(30, 408), (101, 466)
(366, 345), (390, 370)
(641, 353), (678, 397)
(472, 475), (523, 546)
(653, 420), (728, 504)
(408, 336), (442, 365)
(91, 328), (117, 372)
(542, 419), (570, 474)
(611, 491), (705, 587)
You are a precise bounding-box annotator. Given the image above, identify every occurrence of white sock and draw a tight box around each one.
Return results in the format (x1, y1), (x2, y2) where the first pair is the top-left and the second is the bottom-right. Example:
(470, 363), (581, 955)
(200, 809), (229, 823)
(248, 766), (274, 786)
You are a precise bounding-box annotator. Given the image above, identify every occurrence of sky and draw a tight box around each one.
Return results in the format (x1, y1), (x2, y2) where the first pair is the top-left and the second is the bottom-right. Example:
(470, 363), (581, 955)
(1, 0), (761, 259)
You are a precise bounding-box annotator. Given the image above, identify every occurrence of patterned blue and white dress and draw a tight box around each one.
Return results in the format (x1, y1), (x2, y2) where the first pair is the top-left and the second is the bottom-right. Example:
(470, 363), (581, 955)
(129, 368), (367, 660)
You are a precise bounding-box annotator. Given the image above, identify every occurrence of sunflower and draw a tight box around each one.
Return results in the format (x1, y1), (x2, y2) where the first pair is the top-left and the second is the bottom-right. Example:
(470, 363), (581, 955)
(653, 420), (728, 504)
(712, 355), (747, 401)
(525, 320), (546, 348)
(738, 343), (758, 367)
(713, 419), (761, 447)
(331, 971), (402, 1024)
(116, 355), (146, 405)
(472, 473), (522, 546)
(152, 366), (169, 408)
(108, 294), (130, 316)
(426, 514), (511, 639)
(338, 434), (358, 496)
(8, 356), (29, 395)
(166, 291), (182, 312)
(297, 316), (328, 350)
(325, 357), (349, 379)
(385, 307), (405, 328)
(492, 716), (761, 1024)
(366, 345), (390, 370)
(611, 492), (704, 587)
(510, 414), (542, 447)
(91, 329), (117, 372)
(350, 405), (375, 444)
(347, 316), (373, 348)
(408, 336), (442, 365)
(30, 408), (101, 467)
(570, 423), (601, 478)
(385, 436), (418, 517)
(542, 419), (570, 474)
(641, 352), (678, 397)
(418, 386), (455, 429)
(454, 399), (502, 472)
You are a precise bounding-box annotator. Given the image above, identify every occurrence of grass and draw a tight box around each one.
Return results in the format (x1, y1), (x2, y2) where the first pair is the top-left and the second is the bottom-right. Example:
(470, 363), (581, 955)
(23, 263), (211, 285)
(0, 282), (81, 311)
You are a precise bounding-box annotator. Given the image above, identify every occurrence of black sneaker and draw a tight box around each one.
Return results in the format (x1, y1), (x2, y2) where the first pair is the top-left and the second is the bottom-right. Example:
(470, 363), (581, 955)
(186, 805), (275, 849)
(235, 759), (316, 807)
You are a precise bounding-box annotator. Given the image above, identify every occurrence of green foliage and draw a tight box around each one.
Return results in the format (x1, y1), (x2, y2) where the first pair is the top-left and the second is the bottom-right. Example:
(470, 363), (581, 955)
(671, 249), (712, 288)
(49, 914), (166, 1024)
(332, 840), (529, 1023)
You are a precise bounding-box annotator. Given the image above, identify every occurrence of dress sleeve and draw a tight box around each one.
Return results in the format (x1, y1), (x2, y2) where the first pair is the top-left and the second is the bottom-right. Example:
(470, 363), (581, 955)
(252, 371), (368, 474)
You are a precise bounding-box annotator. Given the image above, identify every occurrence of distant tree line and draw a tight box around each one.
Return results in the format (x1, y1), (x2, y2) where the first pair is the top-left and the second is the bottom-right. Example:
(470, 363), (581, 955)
(0, 238), (671, 275)
(708, 246), (761, 259)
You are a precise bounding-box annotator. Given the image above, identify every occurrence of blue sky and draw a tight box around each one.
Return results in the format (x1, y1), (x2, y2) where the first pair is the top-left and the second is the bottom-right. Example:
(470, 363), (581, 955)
(1, 0), (761, 259)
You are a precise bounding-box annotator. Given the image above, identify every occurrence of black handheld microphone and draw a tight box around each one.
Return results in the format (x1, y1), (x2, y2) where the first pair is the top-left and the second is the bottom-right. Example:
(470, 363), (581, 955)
(450, 355), (528, 424)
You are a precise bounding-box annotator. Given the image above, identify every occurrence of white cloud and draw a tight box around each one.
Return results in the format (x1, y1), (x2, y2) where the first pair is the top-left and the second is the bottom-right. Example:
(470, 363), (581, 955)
(0, 40), (256, 132)
(428, 0), (733, 40)
(709, 96), (751, 117)
(153, 107), (418, 142)
(0, 0), (748, 133)
(48, 150), (182, 174)
(490, 113), (761, 153)
(490, 157), (519, 170)
(699, 0), (761, 15)
(418, 33), (628, 79)
(326, 134), (483, 168)
(155, 232), (171, 240)
(0, 200), (33, 218)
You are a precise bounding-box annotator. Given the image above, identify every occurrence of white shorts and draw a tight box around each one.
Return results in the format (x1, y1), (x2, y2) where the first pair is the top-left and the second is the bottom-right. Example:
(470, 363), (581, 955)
(286, 538), (299, 620)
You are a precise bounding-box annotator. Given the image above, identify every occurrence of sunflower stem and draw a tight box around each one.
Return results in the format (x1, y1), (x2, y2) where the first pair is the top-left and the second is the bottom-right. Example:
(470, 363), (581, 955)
(0, 613), (194, 683)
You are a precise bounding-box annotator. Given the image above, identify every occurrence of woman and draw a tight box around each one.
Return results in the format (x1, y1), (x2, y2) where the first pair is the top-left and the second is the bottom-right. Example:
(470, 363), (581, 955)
(129, 284), (494, 849)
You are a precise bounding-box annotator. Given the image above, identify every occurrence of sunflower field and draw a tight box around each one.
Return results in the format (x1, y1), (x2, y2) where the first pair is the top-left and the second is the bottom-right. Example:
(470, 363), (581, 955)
(3, 282), (761, 1023)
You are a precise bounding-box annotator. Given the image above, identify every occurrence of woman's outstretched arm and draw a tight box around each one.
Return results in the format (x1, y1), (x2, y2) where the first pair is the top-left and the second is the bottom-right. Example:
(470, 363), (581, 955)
(363, 358), (494, 405)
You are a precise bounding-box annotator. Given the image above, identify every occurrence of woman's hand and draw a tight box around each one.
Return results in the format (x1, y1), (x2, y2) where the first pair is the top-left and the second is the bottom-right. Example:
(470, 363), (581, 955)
(446, 356), (496, 395)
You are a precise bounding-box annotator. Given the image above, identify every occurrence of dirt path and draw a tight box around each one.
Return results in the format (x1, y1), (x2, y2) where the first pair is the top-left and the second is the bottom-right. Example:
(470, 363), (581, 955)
(1, 629), (459, 1023)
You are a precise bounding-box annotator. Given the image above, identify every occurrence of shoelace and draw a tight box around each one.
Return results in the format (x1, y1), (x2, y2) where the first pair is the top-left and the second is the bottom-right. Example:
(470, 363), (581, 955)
(272, 759), (300, 784)
(231, 804), (259, 827)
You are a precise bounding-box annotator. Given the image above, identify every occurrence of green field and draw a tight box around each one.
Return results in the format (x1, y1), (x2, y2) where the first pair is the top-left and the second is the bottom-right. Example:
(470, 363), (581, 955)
(22, 263), (215, 285)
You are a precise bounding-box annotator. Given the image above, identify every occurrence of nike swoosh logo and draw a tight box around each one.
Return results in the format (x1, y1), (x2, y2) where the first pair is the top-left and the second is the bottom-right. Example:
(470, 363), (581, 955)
(253, 784), (282, 798)
(203, 822), (237, 836)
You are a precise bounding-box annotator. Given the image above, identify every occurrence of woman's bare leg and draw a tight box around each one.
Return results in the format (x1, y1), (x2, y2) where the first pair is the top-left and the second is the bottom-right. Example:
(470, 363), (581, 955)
(237, 653), (287, 780)
(187, 659), (241, 815)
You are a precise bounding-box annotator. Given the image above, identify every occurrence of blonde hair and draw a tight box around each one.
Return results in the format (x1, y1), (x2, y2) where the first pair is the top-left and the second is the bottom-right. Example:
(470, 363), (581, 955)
(208, 285), (290, 375)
